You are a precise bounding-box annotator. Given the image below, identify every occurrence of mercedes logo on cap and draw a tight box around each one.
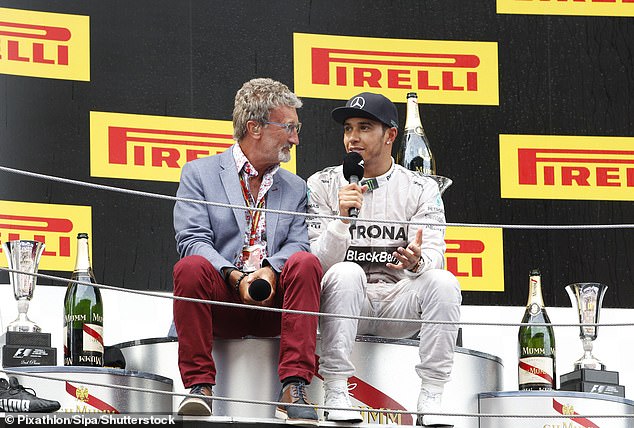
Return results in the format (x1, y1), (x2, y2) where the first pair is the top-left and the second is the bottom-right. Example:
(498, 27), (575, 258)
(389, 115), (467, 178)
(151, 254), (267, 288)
(350, 96), (365, 109)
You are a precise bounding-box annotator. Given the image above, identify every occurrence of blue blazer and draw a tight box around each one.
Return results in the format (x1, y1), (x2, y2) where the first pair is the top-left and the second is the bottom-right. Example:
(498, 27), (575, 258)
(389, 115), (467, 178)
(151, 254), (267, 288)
(173, 145), (310, 273)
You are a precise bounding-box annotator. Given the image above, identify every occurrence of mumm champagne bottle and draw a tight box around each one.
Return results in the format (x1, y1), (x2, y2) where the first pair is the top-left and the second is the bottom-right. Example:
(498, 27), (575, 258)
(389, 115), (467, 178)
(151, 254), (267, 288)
(64, 233), (104, 366)
(518, 269), (556, 390)
(395, 92), (436, 175)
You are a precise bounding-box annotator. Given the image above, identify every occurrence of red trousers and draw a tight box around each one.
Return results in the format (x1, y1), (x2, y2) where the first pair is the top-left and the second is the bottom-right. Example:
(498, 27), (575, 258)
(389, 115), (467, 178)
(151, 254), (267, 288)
(173, 251), (322, 388)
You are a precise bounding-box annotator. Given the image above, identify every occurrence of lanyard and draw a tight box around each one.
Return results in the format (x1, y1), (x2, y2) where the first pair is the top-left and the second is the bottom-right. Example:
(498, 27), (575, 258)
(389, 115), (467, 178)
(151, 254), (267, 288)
(238, 174), (265, 245)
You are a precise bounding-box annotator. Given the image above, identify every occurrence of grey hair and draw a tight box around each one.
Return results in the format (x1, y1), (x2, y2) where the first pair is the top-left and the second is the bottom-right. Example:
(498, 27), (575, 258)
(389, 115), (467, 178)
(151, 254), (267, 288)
(232, 78), (302, 141)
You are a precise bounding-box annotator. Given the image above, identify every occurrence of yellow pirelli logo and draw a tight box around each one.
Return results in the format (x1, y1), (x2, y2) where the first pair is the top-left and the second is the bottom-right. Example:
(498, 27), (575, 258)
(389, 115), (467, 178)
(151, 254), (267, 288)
(91, 111), (297, 182)
(0, 7), (89, 81)
(445, 226), (505, 292)
(497, 0), (634, 17)
(0, 200), (92, 272)
(294, 33), (499, 106)
(500, 134), (634, 200)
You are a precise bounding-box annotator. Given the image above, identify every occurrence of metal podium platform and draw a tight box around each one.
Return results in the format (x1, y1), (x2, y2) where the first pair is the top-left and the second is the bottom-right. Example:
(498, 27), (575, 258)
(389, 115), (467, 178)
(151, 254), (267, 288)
(7, 366), (173, 414)
(115, 335), (504, 427)
(479, 390), (634, 428)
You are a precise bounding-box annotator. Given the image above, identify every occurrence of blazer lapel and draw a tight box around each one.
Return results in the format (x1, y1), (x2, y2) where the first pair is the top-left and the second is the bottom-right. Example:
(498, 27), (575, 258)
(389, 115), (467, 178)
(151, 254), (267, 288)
(219, 148), (247, 239)
(266, 177), (281, 253)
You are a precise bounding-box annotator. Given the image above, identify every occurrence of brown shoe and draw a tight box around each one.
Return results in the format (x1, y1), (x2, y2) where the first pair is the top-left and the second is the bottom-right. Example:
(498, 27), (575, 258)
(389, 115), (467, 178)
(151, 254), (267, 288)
(274, 381), (318, 424)
(177, 384), (213, 416)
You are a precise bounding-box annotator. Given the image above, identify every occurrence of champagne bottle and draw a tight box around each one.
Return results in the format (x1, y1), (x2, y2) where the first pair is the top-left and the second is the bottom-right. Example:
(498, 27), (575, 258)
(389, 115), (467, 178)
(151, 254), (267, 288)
(64, 233), (104, 366)
(518, 268), (556, 390)
(395, 92), (436, 175)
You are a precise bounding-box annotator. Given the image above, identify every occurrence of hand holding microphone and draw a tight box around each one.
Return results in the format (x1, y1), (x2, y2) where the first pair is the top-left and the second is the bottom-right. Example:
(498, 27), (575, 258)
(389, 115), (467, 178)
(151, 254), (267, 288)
(248, 278), (271, 302)
(233, 269), (272, 303)
(342, 152), (365, 218)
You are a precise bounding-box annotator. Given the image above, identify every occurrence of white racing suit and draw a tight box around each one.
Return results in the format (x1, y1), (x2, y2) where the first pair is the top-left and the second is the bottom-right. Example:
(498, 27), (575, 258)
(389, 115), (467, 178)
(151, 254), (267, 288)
(307, 161), (462, 387)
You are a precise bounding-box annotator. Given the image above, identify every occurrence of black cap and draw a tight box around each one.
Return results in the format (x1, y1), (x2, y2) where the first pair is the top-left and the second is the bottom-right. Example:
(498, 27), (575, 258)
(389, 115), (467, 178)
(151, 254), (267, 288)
(332, 92), (398, 128)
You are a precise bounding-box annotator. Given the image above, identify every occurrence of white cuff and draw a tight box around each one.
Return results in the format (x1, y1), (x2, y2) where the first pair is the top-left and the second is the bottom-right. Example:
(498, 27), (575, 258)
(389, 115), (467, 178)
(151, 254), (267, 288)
(403, 256), (425, 277)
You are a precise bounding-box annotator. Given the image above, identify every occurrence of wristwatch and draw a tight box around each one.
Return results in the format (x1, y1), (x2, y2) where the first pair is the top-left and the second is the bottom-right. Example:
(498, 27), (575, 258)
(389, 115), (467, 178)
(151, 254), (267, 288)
(409, 257), (423, 273)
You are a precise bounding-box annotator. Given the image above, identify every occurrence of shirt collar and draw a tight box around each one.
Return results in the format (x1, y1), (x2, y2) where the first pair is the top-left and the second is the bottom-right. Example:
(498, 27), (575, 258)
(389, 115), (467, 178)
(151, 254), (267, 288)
(232, 143), (280, 178)
(360, 158), (395, 192)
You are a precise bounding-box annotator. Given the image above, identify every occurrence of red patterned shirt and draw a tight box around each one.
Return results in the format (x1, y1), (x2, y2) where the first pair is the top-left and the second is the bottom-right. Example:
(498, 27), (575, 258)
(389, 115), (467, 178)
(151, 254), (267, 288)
(232, 144), (279, 270)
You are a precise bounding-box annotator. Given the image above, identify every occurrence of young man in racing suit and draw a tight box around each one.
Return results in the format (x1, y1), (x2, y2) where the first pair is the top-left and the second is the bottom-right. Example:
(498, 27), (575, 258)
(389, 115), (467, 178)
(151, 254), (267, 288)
(307, 92), (462, 427)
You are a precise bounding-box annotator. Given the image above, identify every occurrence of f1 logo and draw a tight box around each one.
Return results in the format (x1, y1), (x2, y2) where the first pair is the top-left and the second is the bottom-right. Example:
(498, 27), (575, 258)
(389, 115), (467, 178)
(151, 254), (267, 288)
(12, 348), (45, 358)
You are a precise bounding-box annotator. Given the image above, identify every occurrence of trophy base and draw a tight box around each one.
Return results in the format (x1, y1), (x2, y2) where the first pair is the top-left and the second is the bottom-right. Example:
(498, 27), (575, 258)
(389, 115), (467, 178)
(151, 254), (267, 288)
(2, 344), (57, 367)
(561, 368), (619, 385)
(560, 380), (625, 398)
(1, 331), (57, 367)
(5, 331), (53, 347)
(560, 368), (624, 398)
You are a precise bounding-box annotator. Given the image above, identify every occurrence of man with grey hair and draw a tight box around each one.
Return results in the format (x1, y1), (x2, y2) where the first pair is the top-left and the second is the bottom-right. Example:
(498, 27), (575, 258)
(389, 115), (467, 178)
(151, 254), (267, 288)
(173, 78), (322, 422)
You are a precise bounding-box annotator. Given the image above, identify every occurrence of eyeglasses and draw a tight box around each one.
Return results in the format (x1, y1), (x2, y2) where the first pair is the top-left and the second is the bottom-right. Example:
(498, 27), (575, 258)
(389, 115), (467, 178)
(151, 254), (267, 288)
(264, 121), (302, 135)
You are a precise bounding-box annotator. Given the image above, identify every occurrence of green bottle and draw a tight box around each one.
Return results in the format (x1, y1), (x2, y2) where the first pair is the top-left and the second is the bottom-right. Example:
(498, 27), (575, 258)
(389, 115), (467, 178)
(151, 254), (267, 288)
(64, 233), (104, 366)
(395, 92), (436, 175)
(518, 268), (556, 390)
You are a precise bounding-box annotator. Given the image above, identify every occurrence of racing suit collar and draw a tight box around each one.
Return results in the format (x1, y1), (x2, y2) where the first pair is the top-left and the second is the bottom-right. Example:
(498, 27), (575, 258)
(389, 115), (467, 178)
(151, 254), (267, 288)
(360, 158), (395, 192)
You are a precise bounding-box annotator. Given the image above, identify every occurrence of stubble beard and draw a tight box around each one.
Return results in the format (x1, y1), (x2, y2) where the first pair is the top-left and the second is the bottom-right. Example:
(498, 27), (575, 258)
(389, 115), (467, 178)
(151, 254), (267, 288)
(278, 145), (292, 163)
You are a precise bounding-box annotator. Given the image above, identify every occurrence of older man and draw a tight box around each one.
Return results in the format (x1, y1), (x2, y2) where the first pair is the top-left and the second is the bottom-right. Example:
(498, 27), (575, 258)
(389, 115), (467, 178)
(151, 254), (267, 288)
(173, 78), (322, 422)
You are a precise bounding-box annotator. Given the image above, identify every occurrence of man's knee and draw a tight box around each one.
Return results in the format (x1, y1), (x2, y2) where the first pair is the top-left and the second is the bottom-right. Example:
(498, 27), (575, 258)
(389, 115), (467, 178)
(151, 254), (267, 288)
(173, 255), (214, 294)
(287, 251), (323, 278)
(322, 262), (366, 294)
(418, 269), (462, 303)
(284, 251), (324, 290)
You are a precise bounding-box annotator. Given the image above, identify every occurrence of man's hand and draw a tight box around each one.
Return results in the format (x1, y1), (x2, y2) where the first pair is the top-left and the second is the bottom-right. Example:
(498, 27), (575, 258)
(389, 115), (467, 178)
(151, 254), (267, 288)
(387, 227), (423, 271)
(338, 183), (368, 223)
(239, 265), (277, 306)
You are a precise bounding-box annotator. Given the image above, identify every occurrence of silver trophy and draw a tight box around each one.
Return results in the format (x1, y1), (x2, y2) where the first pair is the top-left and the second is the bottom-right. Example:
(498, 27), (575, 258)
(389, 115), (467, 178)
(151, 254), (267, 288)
(429, 175), (453, 195)
(565, 282), (608, 370)
(3, 240), (45, 333)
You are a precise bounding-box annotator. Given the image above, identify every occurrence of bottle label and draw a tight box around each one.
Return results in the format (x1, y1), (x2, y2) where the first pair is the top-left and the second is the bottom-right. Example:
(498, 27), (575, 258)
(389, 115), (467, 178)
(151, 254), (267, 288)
(65, 314), (87, 323)
(519, 356), (554, 386)
(78, 354), (103, 366)
(82, 323), (104, 353)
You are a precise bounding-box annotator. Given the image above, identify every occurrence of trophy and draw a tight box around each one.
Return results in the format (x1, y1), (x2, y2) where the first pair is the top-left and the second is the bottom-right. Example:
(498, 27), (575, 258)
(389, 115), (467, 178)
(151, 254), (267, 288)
(429, 175), (453, 195)
(565, 282), (608, 371)
(2, 239), (57, 367)
(3, 240), (45, 333)
(560, 283), (624, 397)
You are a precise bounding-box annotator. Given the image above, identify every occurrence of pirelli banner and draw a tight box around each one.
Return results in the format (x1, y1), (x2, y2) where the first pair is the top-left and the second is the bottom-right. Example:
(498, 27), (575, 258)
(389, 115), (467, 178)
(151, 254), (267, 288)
(90, 112), (296, 181)
(497, 0), (634, 17)
(445, 227), (505, 292)
(1, 2), (633, 307)
(0, 200), (92, 272)
(293, 33), (499, 106)
(500, 135), (634, 201)
(0, 7), (89, 81)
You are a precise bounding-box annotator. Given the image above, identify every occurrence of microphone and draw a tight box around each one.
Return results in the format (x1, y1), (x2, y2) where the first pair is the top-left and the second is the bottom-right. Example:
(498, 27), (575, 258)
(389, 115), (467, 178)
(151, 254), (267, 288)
(342, 152), (365, 218)
(248, 278), (271, 302)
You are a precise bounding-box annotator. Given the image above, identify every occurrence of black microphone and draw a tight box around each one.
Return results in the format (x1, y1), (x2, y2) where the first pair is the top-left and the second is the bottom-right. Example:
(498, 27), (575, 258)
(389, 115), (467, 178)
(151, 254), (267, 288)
(248, 278), (271, 302)
(342, 152), (365, 218)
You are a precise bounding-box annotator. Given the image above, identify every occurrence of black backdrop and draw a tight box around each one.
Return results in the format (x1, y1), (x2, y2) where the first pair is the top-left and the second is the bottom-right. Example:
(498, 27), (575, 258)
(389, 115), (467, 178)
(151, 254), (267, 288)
(1, 1), (633, 308)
